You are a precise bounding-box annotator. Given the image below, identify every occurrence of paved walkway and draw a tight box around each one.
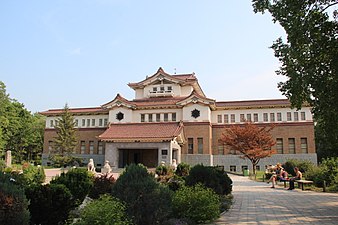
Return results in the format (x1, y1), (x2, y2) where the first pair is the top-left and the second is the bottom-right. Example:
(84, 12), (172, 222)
(212, 174), (338, 225)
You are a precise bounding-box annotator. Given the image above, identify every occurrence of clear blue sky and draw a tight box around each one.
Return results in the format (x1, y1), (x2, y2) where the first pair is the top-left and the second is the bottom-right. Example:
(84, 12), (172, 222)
(0, 0), (286, 113)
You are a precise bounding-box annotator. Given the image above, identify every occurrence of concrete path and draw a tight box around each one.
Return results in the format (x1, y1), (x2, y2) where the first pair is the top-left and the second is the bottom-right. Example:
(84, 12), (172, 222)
(212, 174), (338, 225)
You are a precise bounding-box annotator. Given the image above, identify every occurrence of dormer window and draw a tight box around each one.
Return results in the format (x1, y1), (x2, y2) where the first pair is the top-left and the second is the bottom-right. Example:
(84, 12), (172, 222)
(160, 86), (165, 92)
(167, 86), (172, 91)
(153, 87), (157, 92)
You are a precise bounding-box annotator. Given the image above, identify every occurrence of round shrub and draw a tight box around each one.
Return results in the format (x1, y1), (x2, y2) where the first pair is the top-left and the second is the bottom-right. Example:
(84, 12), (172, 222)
(283, 159), (315, 176)
(0, 173), (30, 225)
(88, 173), (116, 199)
(74, 194), (131, 225)
(51, 168), (94, 206)
(22, 163), (46, 186)
(175, 162), (190, 177)
(186, 164), (232, 195)
(156, 164), (169, 176)
(172, 184), (220, 223)
(26, 183), (73, 225)
(112, 164), (173, 225)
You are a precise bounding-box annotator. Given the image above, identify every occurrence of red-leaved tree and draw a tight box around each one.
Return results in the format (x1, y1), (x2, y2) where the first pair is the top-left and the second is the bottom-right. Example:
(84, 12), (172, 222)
(219, 122), (276, 174)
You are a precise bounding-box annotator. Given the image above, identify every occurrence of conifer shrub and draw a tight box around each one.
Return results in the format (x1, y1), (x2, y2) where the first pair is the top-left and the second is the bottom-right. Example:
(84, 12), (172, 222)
(74, 194), (131, 225)
(175, 162), (190, 177)
(0, 173), (30, 225)
(172, 184), (220, 224)
(51, 168), (94, 206)
(26, 183), (73, 225)
(185, 164), (232, 195)
(88, 173), (116, 199)
(22, 163), (46, 186)
(112, 164), (173, 225)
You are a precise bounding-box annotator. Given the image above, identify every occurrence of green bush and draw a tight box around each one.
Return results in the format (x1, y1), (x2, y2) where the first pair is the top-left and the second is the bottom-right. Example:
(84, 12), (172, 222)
(22, 163), (46, 186)
(156, 164), (169, 176)
(51, 168), (94, 206)
(112, 164), (173, 225)
(26, 183), (73, 225)
(185, 164), (232, 195)
(0, 160), (5, 171)
(74, 194), (131, 225)
(283, 159), (315, 176)
(0, 173), (30, 225)
(172, 184), (220, 224)
(167, 174), (185, 191)
(88, 173), (116, 199)
(175, 162), (190, 177)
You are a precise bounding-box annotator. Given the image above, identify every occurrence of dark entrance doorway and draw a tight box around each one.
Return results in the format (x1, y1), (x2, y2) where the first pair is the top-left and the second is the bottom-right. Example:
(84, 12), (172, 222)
(118, 149), (158, 168)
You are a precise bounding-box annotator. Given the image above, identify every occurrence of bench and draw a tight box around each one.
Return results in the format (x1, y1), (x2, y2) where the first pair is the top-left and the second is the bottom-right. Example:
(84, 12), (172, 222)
(296, 180), (313, 191)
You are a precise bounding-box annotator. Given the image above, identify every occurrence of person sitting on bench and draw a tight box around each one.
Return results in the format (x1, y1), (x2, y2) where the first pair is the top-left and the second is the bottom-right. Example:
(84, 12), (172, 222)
(288, 167), (302, 190)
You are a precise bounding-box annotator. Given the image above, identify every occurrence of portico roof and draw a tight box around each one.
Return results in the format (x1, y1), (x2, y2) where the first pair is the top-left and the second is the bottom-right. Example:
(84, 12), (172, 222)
(98, 121), (185, 143)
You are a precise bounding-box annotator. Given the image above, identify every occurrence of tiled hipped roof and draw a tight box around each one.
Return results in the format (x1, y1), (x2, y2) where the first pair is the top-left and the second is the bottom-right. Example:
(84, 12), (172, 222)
(98, 122), (184, 142)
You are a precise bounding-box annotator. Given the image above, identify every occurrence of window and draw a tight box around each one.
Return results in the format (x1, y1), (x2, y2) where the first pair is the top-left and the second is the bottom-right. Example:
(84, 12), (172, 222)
(153, 87), (157, 92)
(287, 112), (292, 121)
(99, 119), (103, 126)
(148, 114), (153, 122)
(141, 114), (145, 122)
(276, 138), (283, 154)
(89, 141), (94, 154)
(224, 114), (229, 124)
(116, 112), (124, 121)
(230, 165), (236, 172)
(253, 113), (258, 122)
(294, 112), (299, 121)
(87, 119), (90, 127)
(247, 114), (251, 122)
(288, 138), (295, 154)
(231, 114), (235, 123)
(80, 141), (86, 154)
(217, 115), (222, 123)
(263, 113), (268, 122)
(167, 86), (172, 91)
(156, 114), (161, 122)
(98, 141), (105, 154)
(172, 113), (176, 121)
(104, 118), (108, 126)
(160, 86), (165, 92)
(74, 119), (78, 127)
(301, 112), (306, 120)
(197, 138), (203, 154)
(48, 141), (53, 153)
(82, 119), (86, 127)
(164, 113), (169, 122)
(161, 149), (168, 155)
(188, 138), (193, 154)
(277, 112), (282, 121)
(301, 138), (308, 153)
(92, 119), (95, 126)
(218, 144), (224, 155)
(242, 165), (248, 171)
(270, 113), (275, 122)
(240, 114), (245, 122)
(50, 120), (54, 127)
(256, 165), (261, 171)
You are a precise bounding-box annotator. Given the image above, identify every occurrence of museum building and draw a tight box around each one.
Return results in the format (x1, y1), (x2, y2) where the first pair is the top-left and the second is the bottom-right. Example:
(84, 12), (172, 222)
(40, 68), (317, 171)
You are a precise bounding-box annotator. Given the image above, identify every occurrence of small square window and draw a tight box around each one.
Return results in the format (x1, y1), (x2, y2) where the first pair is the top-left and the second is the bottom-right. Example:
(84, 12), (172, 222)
(162, 149), (168, 155)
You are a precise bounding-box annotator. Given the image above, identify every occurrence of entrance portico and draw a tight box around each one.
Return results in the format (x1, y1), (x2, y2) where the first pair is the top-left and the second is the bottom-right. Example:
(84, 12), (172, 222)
(99, 122), (185, 168)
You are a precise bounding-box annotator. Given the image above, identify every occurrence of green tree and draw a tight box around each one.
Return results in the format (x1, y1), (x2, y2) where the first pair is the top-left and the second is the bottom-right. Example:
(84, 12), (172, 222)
(252, 0), (338, 158)
(52, 103), (77, 158)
